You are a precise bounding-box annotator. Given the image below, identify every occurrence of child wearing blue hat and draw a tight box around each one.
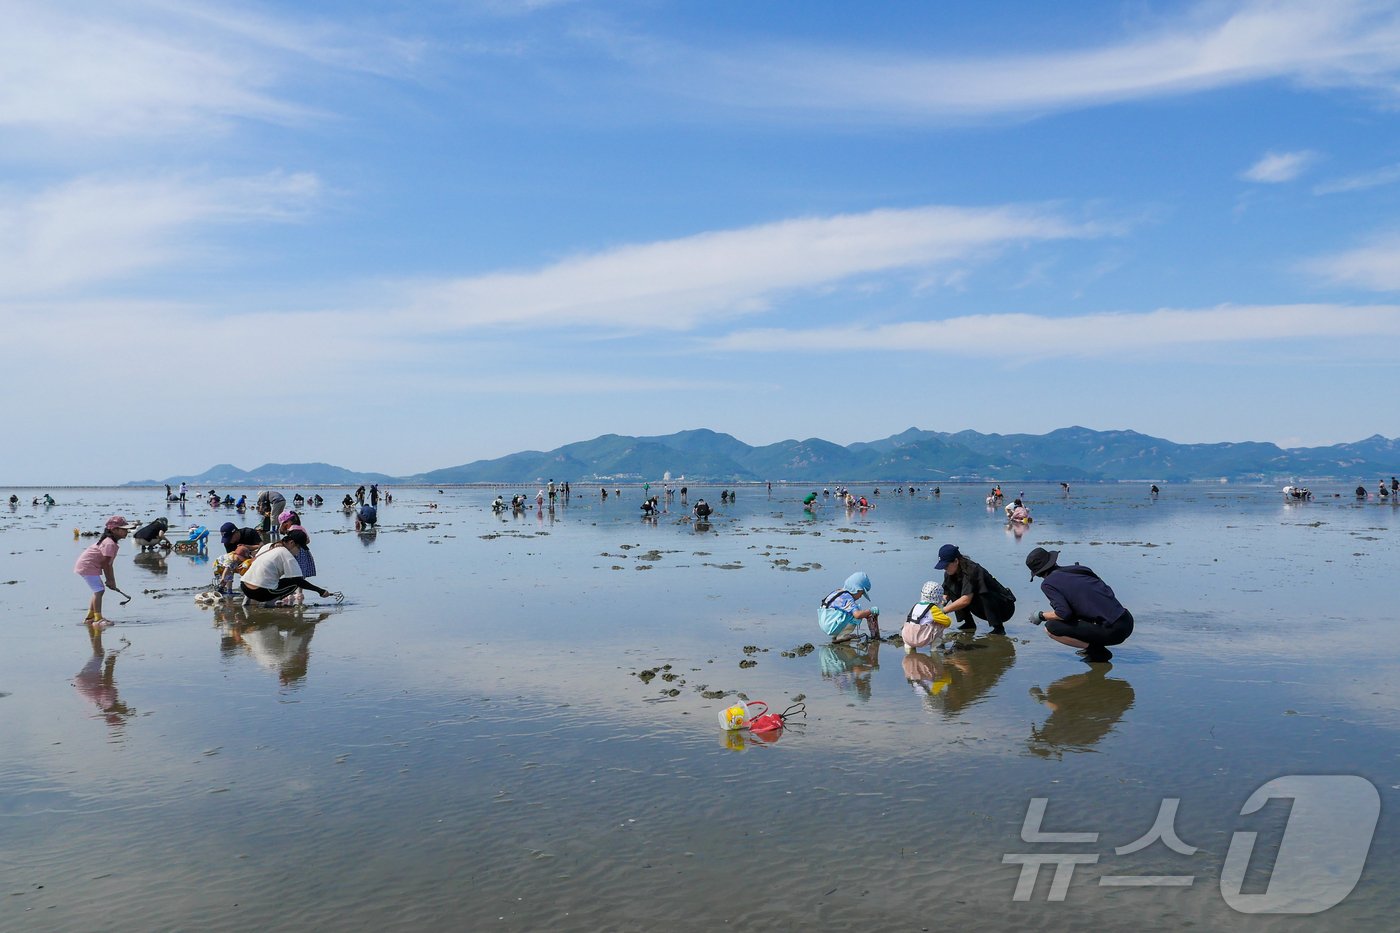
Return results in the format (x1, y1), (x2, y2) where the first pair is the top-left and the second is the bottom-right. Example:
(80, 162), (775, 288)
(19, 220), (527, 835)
(819, 571), (880, 642)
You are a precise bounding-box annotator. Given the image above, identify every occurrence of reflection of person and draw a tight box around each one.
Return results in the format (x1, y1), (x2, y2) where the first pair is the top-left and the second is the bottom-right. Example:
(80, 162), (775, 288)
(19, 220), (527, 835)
(74, 627), (133, 728)
(817, 640), (881, 702)
(238, 619), (316, 685)
(73, 515), (131, 626)
(902, 650), (952, 706)
(938, 635), (1017, 717)
(133, 550), (169, 575)
(1028, 666), (1136, 758)
(1025, 547), (1134, 663)
(819, 571), (880, 642)
(214, 603), (326, 686)
(936, 544), (1016, 634)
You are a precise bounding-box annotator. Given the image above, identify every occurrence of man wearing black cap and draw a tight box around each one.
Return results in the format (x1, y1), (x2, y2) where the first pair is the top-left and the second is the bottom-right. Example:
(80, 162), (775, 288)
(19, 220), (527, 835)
(935, 544), (1016, 635)
(220, 522), (263, 554)
(1025, 547), (1133, 662)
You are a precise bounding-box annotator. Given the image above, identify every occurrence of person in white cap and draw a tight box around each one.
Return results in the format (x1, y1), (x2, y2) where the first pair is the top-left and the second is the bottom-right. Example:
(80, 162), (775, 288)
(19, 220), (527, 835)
(73, 515), (131, 626)
(901, 580), (952, 652)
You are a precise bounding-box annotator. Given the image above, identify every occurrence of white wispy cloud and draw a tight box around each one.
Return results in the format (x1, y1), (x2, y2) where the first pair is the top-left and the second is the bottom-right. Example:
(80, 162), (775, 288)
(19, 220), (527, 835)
(1314, 162), (1400, 194)
(1241, 150), (1319, 183)
(397, 205), (1108, 331)
(708, 303), (1400, 357)
(1307, 235), (1400, 290)
(0, 172), (321, 296)
(641, 0), (1400, 120)
(0, 0), (416, 140)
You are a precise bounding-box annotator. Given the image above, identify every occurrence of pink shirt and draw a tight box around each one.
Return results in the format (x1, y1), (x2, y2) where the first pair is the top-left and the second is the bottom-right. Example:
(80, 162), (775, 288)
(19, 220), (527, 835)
(74, 538), (119, 576)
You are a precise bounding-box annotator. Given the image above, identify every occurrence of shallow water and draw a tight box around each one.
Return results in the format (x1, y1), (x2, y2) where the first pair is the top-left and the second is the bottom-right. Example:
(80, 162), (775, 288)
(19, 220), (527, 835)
(2, 484), (1398, 931)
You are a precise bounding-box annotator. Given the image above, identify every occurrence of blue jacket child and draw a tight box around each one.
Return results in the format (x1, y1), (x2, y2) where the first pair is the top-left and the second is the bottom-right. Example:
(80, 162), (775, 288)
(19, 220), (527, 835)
(819, 571), (880, 641)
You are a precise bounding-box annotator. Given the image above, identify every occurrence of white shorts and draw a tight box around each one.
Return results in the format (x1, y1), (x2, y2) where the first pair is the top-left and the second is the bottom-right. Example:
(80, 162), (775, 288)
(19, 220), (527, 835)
(80, 575), (105, 593)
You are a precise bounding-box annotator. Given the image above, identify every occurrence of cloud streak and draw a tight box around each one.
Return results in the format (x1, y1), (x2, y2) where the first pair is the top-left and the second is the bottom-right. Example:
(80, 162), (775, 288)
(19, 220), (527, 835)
(0, 172), (321, 296)
(1314, 162), (1400, 194)
(1242, 150), (1318, 183)
(646, 0), (1400, 121)
(708, 303), (1400, 358)
(399, 205), (1106, 331)
(0, 0), (416, 140)
(1307, 236), (1400, 290)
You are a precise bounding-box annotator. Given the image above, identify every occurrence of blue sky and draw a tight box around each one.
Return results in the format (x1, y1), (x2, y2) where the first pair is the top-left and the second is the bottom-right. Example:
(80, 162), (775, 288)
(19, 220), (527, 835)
(6, 0), (1400, 484)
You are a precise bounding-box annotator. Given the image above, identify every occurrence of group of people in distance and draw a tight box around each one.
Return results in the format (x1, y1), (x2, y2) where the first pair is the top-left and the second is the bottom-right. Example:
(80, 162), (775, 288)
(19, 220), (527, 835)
(820, 543), (1133, 664)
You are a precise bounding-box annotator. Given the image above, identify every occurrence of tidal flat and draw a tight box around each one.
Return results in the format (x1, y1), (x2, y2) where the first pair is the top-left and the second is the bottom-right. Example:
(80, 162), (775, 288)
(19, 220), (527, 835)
(2, 484), (1397, 931)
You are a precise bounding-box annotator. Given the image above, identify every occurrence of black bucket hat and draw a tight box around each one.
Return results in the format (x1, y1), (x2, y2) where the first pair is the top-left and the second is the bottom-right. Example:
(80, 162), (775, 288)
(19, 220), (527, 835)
(1026, 547), (1060, 580)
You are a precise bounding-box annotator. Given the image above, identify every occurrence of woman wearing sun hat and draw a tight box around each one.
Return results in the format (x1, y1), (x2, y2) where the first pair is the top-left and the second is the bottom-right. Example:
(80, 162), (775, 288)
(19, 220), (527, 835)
(73, 516), (131, 627)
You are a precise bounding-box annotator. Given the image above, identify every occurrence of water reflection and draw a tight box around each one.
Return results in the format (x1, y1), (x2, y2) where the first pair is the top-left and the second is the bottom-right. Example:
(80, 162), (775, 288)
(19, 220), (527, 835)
(73, 628), (134, 732)
(900, 635), (1018, 716)
(818, 640), (880, 701)
(133, 551), (170, 576)
(1026, 665), (1136, 758)
(212, 604), (328, 687)
(902, 650), (952, 709)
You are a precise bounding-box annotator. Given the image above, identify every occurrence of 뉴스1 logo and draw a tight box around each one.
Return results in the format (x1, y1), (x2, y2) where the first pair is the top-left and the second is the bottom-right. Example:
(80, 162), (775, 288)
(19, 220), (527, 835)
(1004, 774), (1380, 914)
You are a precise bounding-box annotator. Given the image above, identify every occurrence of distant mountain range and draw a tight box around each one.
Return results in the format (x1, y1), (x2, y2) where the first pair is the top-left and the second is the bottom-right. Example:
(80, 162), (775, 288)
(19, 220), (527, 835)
(125, 427), (1400, 486)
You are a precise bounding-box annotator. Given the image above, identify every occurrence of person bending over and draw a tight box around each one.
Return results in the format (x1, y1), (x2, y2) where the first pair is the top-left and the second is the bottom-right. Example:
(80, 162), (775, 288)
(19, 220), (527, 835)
(239, 530), (341, 606)
(1025, 546), (1133, 663)
(936, 544), (1016, 634)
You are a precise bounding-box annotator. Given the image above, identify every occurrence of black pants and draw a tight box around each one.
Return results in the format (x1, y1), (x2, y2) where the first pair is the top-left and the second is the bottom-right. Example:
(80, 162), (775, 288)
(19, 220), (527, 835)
(955, 593), (1016, 628)
(241, 578), (318, 602)
(1046, 610), (1134, 647)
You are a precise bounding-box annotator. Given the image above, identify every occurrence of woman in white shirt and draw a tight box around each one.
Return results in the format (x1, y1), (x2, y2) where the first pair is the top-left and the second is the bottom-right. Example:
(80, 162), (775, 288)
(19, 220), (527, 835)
(240, 530), (342, 605)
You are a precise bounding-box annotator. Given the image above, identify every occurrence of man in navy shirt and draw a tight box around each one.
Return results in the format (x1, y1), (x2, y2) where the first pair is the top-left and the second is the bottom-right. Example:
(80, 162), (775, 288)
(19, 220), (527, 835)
(1025, 547), (1133, 662)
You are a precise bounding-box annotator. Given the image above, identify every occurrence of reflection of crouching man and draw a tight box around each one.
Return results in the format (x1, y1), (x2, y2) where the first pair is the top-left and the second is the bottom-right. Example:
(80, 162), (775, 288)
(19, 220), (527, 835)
(1025, 547), (1134, 663)
(355, 504), (378, 531)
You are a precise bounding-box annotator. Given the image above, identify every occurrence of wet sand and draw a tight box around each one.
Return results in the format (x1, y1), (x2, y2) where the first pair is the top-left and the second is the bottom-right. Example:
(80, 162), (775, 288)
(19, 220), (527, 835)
(2, 484), (1398, 931)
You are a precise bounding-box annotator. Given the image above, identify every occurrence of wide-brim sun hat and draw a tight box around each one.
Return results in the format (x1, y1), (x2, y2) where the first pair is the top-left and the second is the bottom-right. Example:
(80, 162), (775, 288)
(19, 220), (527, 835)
(844, 571), (872, 596)
(1026, 547), (1061, 580)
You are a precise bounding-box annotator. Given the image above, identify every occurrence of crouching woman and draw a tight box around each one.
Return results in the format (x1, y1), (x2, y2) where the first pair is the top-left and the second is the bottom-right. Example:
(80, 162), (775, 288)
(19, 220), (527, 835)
(240, 530), (342, 606)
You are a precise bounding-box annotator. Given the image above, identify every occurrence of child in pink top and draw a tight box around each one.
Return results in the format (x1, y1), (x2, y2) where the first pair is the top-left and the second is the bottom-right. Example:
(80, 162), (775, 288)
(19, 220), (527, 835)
(73, 516), (130, 626)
